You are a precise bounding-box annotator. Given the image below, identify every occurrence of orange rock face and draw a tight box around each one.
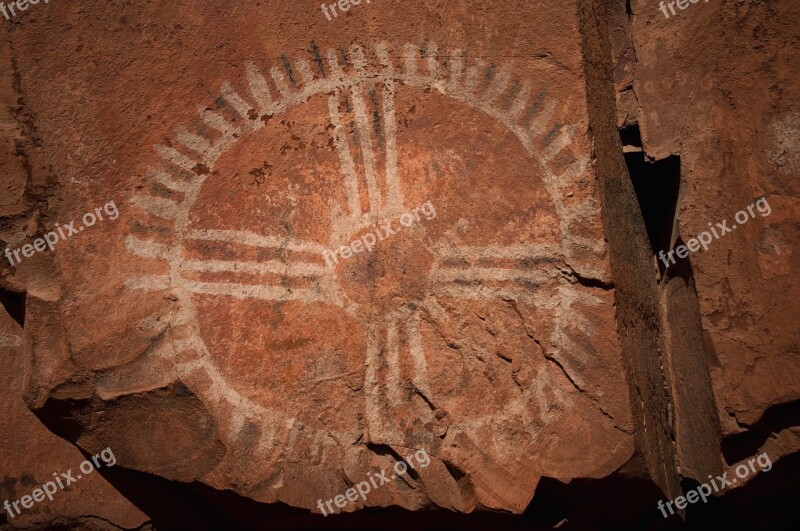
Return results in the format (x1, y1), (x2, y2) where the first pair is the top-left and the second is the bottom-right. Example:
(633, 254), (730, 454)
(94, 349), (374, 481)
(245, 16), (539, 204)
(111, 34), (632, 513)
(0, 0), (797, 529)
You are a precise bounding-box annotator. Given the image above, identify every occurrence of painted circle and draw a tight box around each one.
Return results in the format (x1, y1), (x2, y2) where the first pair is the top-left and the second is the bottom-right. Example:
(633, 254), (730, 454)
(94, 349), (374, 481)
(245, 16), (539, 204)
(126, 42), (610, 485)
(182, 56), (560, 419)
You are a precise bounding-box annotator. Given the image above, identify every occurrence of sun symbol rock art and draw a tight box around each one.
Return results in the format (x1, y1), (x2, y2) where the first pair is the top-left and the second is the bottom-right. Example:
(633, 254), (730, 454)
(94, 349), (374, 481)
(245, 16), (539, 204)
(111, 40), (634, 513)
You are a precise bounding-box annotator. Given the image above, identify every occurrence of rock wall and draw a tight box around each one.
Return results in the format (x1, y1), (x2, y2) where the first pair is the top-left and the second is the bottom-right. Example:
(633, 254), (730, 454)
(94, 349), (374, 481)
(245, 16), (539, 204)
(625, 0), (800, 467)
(0, 0), (797, 529)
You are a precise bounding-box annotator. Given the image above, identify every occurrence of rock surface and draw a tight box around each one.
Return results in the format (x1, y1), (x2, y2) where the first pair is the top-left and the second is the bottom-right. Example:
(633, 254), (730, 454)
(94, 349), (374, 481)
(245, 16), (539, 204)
(622, 0), (800, 481)
(0, 0), (797, 529)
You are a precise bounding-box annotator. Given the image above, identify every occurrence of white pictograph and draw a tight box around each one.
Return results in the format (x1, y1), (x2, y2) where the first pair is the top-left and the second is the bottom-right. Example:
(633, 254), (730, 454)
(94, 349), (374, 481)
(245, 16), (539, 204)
(121, 41), (609, 490)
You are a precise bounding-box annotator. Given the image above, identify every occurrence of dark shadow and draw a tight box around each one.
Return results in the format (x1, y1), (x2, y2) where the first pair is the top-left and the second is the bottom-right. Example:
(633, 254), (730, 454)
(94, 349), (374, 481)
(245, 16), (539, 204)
(523, 470), (669, 530)
(721, 399), (800, 465)
(27, 401), (800, 530)
(619, 124), (643, 149)
(83, 461), (538, 531)
(0, 288), (25, 328)
(620, 125), (681, 273)
(626, 149), (682, 257)
(683, 452), (800, 530)
(31, 395), (87, 444)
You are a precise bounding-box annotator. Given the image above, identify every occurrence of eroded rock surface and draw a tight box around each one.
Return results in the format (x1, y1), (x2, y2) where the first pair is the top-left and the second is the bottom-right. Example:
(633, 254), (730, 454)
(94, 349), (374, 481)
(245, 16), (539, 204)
(0, 0), (797, 529)
(621, 0), (800, 483)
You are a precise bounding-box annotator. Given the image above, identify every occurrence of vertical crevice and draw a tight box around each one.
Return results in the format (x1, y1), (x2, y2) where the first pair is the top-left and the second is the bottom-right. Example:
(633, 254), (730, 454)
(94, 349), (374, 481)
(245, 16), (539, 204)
(621, 127), (681, 276)
(617, 125), (723, 486)
(577, 0), (682, 504)
(612, 9), (723, 499)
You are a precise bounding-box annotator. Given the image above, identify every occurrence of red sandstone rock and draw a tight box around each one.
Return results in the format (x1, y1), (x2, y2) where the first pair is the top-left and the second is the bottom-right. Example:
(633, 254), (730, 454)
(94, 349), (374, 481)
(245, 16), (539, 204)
(0, 306), (148, 529)
(0, 0), (797, 528)
(625, 0), (800, 478)
(3, 0), (635, 517)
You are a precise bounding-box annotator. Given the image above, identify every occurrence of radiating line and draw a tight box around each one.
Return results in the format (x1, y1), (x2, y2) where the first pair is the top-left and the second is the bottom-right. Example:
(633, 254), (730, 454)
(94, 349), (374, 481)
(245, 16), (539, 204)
(374, 43), (403, 212)
(484, 63), (513, 105)
(182, 259), (327, 277)
(326, 48), (344, 79)
(270, 67), (292, 98)
(220, 82), (254, 119)
(554, 157), (590, 182)
(433, 267), (555, 283)
(508, 82), (532, 122)
(529, 100), (558, 137)
(541, 126), (576, 163)
(350, 86), (382, 213)
(408, 313), (430, 397)
(179, 281), (325, 302)
(295, 58), (315, 86)
(125, 236), (172, 259)
(422, 296), (449, 325)
(386, 317), (401, 405)
(246, 62), (274, 112)
(148, 167), (190, 193)
(403, 43), (418, 82)
(198, 107), (236, 135)
(327, 95), (362, 218)
(187, 228), (327, 254)
(382, 81), (402, 211)
(176, 130), (212, 157)
(434, 284), (549, 304)
(155, 144), (197, 173)
(463, 60), (486, 95)
(349, 44), (368, 74)
(364, 321), (383, 437)
(437, 244), (562, 262)
(426, 42), (439, 82)
(447, 49), (465, 90)
(374, 41), (393, 72)
(125, 275), (171, 291)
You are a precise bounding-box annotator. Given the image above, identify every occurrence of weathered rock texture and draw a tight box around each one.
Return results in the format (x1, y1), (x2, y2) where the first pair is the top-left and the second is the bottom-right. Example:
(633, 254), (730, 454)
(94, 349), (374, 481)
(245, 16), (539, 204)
(616, 0), (800, 487)
(0, 0), (797, 529)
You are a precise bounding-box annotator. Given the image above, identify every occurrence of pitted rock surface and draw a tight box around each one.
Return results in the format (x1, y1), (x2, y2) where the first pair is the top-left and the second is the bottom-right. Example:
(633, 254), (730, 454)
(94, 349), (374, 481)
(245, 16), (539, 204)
(1, 0), (797, 528)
